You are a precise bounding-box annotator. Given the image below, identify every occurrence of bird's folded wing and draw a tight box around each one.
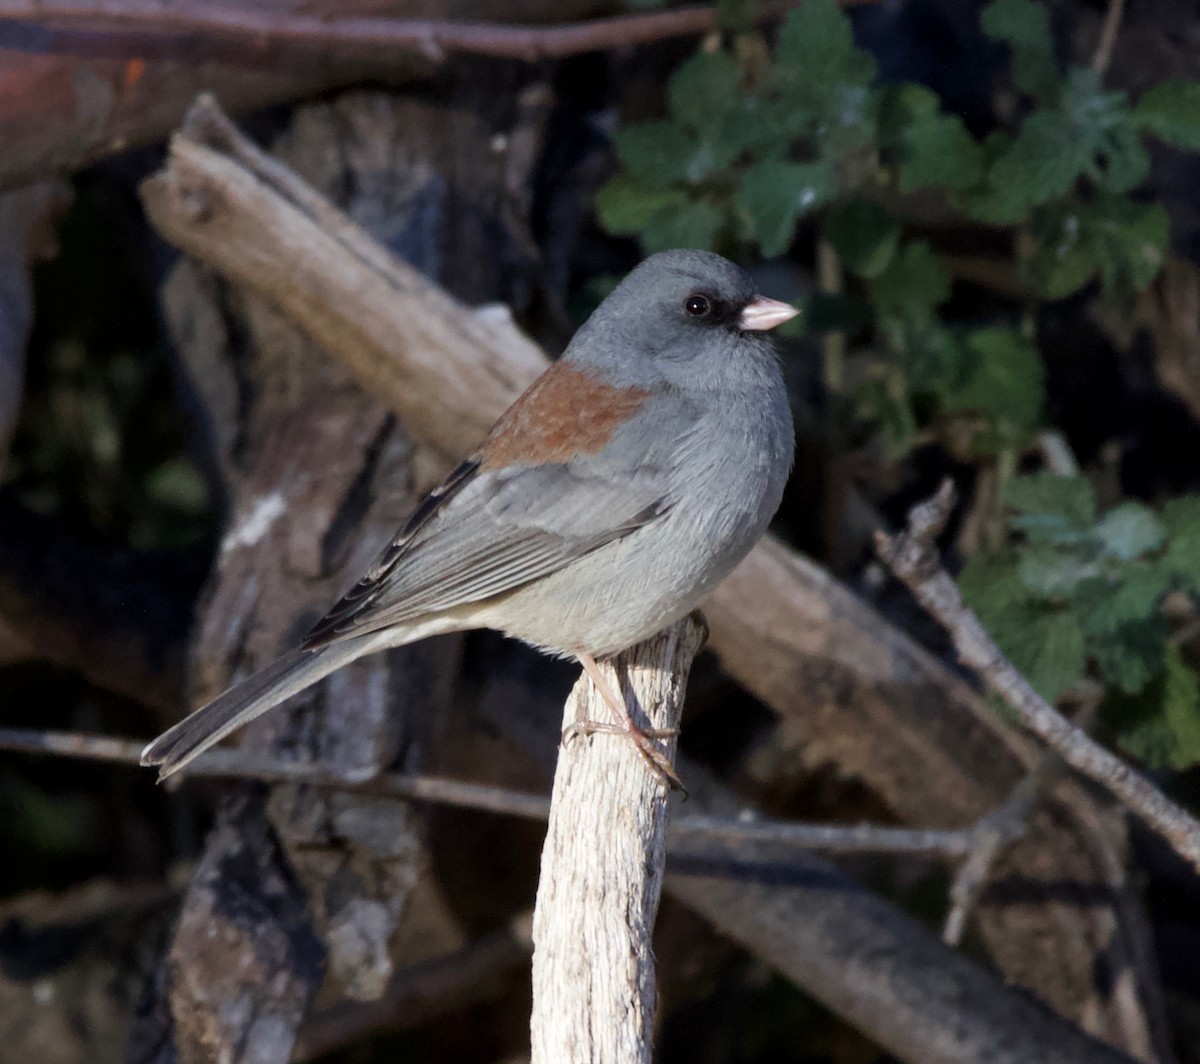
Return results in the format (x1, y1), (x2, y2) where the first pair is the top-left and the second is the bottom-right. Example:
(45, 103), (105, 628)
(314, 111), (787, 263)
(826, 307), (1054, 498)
(303, 452), (675, 647)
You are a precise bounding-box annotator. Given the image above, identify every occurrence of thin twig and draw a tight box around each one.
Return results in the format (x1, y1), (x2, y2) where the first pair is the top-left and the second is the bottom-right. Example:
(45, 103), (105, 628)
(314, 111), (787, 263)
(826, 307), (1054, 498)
(877, 480), (1200, 876)
(1091, 0), (1126, 75)
(942, 752), (1061, 945)
(0, 725), (987, 860)
(0, 1), (876, 68)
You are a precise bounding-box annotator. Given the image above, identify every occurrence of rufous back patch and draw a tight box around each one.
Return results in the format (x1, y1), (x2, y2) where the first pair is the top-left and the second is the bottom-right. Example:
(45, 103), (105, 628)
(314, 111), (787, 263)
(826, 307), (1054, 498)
(480, 362), (650, 470)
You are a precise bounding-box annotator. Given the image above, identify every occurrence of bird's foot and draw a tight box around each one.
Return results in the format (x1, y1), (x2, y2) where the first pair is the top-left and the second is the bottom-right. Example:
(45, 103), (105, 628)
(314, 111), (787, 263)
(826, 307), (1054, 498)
(567, 649), (686, 792)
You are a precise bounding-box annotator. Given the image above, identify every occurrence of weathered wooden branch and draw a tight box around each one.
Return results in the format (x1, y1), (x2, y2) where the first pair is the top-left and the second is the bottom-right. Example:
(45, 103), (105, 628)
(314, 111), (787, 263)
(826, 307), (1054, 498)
(877, 481), (1200, 876)
(4, 3), (719, 66)
(0, 0), (589, 190)
(530, 618), (704, 1064)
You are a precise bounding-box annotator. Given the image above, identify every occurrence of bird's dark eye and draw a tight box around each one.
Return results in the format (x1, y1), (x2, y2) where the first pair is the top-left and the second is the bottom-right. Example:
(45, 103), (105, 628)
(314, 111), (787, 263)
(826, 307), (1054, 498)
(685, 294), (711, 317)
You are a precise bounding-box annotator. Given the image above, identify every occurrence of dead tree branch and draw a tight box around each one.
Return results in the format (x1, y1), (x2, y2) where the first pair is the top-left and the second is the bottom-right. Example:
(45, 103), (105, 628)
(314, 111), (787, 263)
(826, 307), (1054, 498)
(877, 480), (1200, 876)
(530, 618), (704, 1063)
(4, 5), (711, 66)
(0, 725), (997, 861)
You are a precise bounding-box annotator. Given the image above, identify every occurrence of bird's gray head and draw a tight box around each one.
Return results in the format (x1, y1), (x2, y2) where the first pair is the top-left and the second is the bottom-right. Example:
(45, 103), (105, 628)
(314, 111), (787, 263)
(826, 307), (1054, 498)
(565, 250), (797, 385)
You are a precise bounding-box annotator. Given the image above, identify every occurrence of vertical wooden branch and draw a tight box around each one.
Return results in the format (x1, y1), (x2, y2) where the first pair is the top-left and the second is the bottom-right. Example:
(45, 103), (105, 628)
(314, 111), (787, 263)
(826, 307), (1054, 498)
(530, 617), (705, 1064)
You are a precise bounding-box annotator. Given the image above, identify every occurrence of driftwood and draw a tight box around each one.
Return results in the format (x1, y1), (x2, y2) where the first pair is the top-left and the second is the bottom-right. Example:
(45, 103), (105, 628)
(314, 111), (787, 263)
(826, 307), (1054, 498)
(137, 94), (1171, 1052)
(530, 618), (704, 1064)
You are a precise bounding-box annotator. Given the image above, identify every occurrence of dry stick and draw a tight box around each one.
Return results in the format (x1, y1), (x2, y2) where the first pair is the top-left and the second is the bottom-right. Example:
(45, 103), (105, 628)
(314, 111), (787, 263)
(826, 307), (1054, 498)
(942, 752), (1060, 945)
(877, 481), (1200, 876)
(4, 1), (877, 67)
(530, 618), (704, 1064)
(1092, 0), (1127, 75)
(0, 724), (987, 859)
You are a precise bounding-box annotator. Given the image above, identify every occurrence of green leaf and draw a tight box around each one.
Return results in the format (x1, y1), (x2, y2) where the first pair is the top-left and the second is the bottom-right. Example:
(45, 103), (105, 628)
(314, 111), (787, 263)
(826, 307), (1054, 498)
(668, 50), (742, 132)
(998, 607), (1087, 702)
(775, 0), (876, 94)
(1161, 495), (1200, 590)
(640, 200), (724, 253)
(1135, 82), (1200, 151)
(990, 111), (1091, 210)
(614, 122), (696, 188)
(1074, 564), (1173, 635)
(960, 549), (1094, 698)
(595, 175), (690, 235)
(1096, 502), (1164, 561)
(945, 326), (1044, 430)
(1031, 198), (1167, 298)
(981, 0), (1059, 99)
(1094, 121), (1150, 194)
(1092, 618), (1168, 694)
(903, 320), (970, 395)
(868, 241), (951, 321)
(884, 84), (984, 193)
(1162, 645), (1200, 768)
(1002, 473), (1096, 526)
(1016, 546), (1097, 597)
(738, 159), (838, 256)
(822, 200), (901, 279)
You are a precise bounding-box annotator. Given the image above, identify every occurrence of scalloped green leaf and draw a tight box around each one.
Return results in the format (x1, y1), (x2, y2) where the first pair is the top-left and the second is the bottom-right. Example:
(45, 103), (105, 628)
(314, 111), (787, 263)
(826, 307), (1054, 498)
(595, 175), (691, 235)
(981, 0), (1058, 99)
(738, 159), (837, 256)
(1135, 81), (1200, 151)
(869, 241), (951, 321)
(668, 50), (742, 132)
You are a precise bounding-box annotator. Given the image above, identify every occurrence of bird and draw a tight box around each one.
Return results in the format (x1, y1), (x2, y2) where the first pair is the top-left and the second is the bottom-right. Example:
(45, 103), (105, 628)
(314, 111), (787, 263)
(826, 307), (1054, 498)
(141, 248), (797, 786)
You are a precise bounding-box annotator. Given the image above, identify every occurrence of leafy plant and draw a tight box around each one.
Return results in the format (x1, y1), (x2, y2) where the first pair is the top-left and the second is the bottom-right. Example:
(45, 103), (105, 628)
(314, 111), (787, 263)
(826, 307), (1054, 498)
(959, 477), (1200, 768)
(597, 0), (1200, 454)
(595, 0), (1200, 769)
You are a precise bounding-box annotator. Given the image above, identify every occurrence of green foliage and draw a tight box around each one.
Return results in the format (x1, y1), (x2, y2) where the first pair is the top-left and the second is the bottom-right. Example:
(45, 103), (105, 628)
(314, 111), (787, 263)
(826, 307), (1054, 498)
(595, 0), (1196, 457)
(959, 475), (1200, 765)
(1134, 82), (1200, 151)
(596, 0), (1200, 771)
(980, 0), (1058, 99)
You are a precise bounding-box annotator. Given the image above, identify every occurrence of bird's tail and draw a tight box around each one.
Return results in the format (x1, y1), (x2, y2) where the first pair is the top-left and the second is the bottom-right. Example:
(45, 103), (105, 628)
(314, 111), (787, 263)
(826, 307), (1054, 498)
(141, 637), (377, 781)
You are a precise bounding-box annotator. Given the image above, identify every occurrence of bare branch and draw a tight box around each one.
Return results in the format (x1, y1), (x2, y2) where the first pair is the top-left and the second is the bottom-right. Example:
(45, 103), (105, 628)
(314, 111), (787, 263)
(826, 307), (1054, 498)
(942, 754), (1059, 945)
(1092, 0), (1126, 75)
(531, 618), (703, 1064)
(1, 2), (876, 68)
(877, 480), (1200, 876)
(0, 725), (991, 860)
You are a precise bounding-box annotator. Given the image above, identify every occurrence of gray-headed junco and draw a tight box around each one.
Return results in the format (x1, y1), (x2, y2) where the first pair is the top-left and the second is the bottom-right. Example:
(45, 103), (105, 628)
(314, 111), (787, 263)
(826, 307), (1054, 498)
(142, 249), (797, 785)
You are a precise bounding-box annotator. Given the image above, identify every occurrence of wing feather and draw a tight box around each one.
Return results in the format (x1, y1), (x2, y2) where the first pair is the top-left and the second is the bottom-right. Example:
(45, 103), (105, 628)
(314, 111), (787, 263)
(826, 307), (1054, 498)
(303, 453), (673, 648)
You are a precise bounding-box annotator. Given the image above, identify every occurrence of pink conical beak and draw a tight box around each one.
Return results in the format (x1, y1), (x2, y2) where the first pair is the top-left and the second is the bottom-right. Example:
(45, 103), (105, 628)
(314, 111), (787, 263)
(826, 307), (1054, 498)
(738, 295), (800, 332)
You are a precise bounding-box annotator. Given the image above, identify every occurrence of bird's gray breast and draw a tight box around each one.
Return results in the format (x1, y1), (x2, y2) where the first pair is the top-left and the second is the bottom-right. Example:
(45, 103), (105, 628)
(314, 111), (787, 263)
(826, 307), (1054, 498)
(488, 345), (793, 656)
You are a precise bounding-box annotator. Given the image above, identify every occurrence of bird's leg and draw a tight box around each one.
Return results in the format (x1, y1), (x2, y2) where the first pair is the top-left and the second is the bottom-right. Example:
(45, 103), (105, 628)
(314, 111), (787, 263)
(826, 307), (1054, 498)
(562, 649), (684, 791)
